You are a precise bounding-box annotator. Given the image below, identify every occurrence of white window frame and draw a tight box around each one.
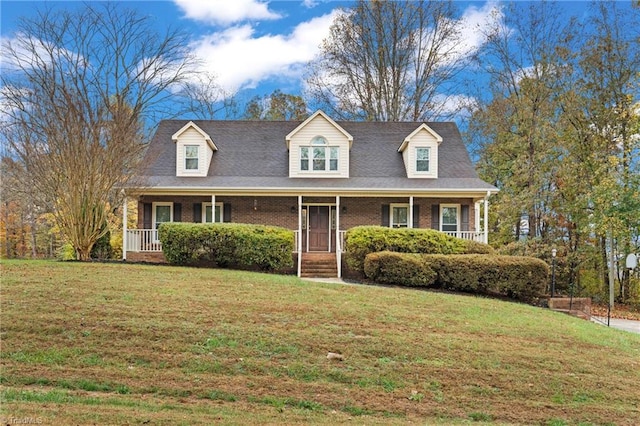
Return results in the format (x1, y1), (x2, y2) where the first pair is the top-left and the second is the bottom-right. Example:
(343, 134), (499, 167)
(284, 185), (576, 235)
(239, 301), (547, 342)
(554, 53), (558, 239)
(202, 202), (224, 223)
(152, 202), (173, 241)
(299, 136), (339, 172)
(184, 145), (199, 171)
(416, 147), (430, 173)
(390, 203), (409, 228)
(440, 204), (460, 233)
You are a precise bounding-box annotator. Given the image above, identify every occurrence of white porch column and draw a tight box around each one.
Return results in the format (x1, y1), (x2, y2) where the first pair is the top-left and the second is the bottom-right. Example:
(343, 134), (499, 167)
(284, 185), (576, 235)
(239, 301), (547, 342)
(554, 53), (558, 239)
(484, 191), (490, 244)
(408, 196), (414, 228)
(122, 193), (128, 260)
(475, 201), (481, 235)
(211, 195), (216, 222)
(336, 195), (341, 278)
(297, 195), (302, 277)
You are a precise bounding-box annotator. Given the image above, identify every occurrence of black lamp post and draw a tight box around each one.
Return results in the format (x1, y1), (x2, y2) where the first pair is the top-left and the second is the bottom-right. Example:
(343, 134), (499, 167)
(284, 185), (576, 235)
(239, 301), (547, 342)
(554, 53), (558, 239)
(551, 248), (557, 298)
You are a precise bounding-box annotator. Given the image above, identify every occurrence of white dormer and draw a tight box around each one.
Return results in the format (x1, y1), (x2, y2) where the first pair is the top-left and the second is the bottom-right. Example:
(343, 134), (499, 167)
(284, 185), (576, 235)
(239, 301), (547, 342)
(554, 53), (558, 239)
(286, 110), (353, 178)
(172, 121), (217, 177)
(397, 124), (442, 179)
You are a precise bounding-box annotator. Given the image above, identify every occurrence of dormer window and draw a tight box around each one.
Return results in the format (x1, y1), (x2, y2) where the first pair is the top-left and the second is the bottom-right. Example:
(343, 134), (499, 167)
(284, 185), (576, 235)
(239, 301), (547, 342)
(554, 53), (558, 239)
(300, 136), (339, 172)
(416, 147), (430, 172)
(185, 145), (199, 170)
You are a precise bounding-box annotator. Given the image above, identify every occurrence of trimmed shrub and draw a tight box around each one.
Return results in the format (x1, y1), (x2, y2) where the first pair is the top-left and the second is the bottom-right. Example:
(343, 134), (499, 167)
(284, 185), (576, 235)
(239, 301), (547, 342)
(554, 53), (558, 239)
(91, 231), (113, 260)
(158, 223), (294, 271)
(343, 226), (492, 274)
(364, 251), (437, 287)
(363, 252), (549, 303)
(429, 254), (549, 303)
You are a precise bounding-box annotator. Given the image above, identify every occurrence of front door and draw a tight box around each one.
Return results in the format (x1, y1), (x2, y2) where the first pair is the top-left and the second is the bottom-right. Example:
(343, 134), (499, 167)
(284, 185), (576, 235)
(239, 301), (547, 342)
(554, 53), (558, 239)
(308, 206), (330, 251)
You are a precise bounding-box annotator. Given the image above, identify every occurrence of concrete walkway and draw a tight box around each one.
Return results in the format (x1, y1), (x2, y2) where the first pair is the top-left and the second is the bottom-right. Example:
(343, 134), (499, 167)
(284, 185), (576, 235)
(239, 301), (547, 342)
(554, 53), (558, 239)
(592, 317), (640, 334)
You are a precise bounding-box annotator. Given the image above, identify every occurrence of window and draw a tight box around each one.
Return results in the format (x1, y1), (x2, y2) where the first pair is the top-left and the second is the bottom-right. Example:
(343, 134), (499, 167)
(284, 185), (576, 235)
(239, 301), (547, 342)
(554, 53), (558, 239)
(300, 136), (339, 172)
(441, 205), (459, 232)
(152, 202), (173, 241)
(202, 202), (223, 223)
(416, 147), (430, 172)
(185, 145), (199, 170)
(390, 204), (409, 228)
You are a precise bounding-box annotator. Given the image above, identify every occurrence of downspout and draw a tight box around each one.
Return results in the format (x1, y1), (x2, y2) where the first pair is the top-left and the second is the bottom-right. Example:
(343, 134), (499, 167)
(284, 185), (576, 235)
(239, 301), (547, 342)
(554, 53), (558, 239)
(297, 195), (302, 277)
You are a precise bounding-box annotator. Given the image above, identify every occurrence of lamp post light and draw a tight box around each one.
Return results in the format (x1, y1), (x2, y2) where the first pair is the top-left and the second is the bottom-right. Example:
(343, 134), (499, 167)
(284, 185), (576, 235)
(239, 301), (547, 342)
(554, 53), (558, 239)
(551, 248), (557, 298)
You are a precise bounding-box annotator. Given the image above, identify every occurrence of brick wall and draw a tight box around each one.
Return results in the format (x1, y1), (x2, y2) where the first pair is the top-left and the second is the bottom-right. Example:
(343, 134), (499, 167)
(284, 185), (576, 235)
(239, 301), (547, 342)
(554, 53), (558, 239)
(136, 195), (477, 232)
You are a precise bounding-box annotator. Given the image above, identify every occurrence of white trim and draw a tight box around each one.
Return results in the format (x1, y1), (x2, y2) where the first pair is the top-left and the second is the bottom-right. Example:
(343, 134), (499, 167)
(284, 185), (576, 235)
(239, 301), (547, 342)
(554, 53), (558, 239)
(484, 192), (490, 244)
(286, 110), (353, 149)
(440, 204), (460, 233)
(415, 147), (431, 174)
(390, 203), (410, 228)
(202, 202), (224, 223)
(297, 195), (302, 277)
(152, 202), (173, 241)
(397, 123), (443, 152)
(408, 196), (414, 228)
(184, 144), (200, 171)
(122, 195), (128, 260)
(172, 121), (217, 150)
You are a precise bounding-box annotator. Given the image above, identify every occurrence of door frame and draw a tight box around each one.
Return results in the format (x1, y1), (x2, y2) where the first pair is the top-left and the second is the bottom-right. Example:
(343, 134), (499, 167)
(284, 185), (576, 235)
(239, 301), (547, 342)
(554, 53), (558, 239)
(304, 203), (334, 252)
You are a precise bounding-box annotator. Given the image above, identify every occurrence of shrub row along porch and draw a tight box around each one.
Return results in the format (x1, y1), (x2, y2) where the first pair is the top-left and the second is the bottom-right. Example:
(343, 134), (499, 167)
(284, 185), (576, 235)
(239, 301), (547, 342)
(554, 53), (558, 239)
(123, 194), (490, 278)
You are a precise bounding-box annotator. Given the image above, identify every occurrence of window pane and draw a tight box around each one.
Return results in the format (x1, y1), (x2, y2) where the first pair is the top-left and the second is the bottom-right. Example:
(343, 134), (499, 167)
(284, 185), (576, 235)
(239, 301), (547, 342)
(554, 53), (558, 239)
(300, 147), (309, 170)
(205, 205), (212, 223)
(416, 148), (429, 172)
(156, 206), (171, 222)
(185, 158), (198, 170)
(442, 207), (458, 232)
(329, 147), (338, 170)
(313, 147), (326, 170)
(185, 145), (198, 157)
(215, 205), (222, 223)
(311, 136), (327, 145)
(392, 207), (408, 228)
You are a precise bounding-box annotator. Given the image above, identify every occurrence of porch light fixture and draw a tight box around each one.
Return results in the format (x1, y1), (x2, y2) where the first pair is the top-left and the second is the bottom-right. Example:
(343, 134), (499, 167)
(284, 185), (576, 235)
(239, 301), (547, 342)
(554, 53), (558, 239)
(291, 205), (297, 214)
(253, 199), (258, 211)
(342, 206), (347, 214)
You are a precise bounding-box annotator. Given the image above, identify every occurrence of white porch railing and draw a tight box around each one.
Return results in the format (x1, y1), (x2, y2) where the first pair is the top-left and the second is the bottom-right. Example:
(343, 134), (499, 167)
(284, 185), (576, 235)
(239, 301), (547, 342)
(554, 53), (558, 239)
(443, 231), (485, 243)
(126, 229), (162, 252)
(293, 230), (299, 253)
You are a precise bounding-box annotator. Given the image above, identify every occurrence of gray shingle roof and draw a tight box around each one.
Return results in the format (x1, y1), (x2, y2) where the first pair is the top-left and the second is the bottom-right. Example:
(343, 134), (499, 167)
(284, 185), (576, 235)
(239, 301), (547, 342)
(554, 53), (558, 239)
(133, 119), (496, 193)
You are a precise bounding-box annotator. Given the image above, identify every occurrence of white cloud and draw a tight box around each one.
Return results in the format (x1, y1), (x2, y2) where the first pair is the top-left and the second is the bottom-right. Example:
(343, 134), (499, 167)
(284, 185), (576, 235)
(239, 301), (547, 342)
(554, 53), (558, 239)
(302, 0), (319, 8)
(174, 0), (282, 25)
(189, 11), (339, 92)
(454, 1), (503, 59)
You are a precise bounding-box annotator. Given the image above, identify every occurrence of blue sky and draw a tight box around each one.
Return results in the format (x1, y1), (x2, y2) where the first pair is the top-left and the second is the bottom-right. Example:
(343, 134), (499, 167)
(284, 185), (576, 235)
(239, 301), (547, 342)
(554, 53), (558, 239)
(0, 1), (634, 115)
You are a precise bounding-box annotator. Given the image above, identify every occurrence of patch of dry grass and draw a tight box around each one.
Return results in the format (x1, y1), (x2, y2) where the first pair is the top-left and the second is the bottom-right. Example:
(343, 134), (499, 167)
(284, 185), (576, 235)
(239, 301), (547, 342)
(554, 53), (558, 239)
(1, 260), (639, 425)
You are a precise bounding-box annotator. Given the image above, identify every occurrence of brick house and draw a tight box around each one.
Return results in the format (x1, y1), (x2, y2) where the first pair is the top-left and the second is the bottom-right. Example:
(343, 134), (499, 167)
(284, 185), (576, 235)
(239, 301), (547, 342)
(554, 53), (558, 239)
(123, 110), (497, 277)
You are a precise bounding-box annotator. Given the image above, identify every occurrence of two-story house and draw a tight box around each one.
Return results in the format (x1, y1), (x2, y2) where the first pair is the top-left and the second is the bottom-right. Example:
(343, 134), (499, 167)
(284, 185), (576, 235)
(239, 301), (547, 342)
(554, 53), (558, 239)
(123, 110), (497, 277)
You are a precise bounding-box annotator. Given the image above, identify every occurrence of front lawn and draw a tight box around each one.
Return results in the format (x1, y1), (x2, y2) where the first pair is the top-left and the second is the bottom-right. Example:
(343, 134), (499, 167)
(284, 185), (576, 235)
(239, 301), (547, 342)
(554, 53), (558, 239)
(1, 260), (639, 424)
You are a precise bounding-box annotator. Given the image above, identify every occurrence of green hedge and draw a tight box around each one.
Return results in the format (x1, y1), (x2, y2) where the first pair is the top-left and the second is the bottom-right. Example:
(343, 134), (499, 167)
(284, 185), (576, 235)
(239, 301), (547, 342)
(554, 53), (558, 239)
(344, 226), (494, 274)
(364, 251), (437, 287)
(158, 223), (294, 271)
(364, 251), (548, 303)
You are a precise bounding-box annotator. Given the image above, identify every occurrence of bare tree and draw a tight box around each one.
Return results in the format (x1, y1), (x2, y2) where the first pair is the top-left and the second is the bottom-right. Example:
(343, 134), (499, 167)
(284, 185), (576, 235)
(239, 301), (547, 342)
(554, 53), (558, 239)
(305, 0), (464, 121)
(177, 71), (238, 119)
(1, 4), (196, 260)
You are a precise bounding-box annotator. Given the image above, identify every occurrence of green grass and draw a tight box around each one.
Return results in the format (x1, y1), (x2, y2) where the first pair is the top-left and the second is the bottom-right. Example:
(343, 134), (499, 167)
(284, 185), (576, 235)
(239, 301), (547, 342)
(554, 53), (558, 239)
(1, 259), (639, 425)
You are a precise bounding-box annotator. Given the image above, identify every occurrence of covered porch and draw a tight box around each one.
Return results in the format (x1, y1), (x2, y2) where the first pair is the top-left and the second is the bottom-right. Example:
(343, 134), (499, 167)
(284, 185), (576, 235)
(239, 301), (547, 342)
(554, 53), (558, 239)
(123, 192), (493, 277)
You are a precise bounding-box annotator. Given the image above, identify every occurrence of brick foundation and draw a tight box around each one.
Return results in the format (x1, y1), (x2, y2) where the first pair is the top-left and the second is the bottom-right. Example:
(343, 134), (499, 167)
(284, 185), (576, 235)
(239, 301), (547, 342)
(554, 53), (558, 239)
(126, 251), (166, 263)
